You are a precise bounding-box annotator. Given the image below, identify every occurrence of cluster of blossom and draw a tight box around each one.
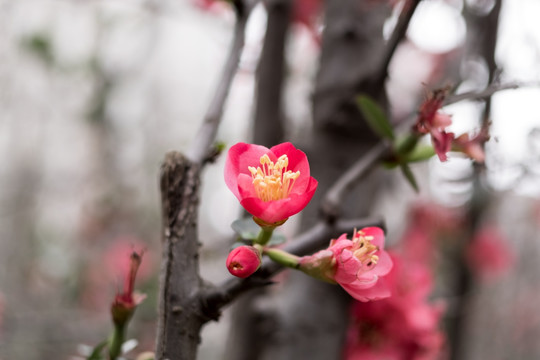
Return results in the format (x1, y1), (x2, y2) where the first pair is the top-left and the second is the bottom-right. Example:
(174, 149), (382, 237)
(224, 142), (393, 302)
(414, 89), (489, 163)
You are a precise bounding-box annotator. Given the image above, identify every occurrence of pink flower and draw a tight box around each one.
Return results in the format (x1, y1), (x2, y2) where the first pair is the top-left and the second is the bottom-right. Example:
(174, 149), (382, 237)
(224, 142), (318, 225)
(414, 89), (455, 162)
(300, 227), (393, 302)
(343, 252), (445, 360)
(226, 245), (262, 278)
(111, 250), (146, 326)
(453, 129), (489, 163)
(466, 225), (514, 280)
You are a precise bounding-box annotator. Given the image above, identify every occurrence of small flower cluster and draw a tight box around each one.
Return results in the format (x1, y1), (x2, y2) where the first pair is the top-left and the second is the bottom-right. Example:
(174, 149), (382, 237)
(414, 88), (489, 163)
(224, 142), (393, 302)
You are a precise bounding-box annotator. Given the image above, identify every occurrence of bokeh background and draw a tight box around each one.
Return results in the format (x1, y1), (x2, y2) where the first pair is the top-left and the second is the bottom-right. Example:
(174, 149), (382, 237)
(1, 0), (540, 359)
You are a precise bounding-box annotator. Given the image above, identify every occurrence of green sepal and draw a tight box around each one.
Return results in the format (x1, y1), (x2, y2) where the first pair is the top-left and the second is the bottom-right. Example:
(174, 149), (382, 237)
(231, 218), (260, 241)
(400, 163), (419, 193)
(86, 340), (108, 360)
(394, 134), (420, 156)
(356, 95), (395, 140)
(231, 218), (286, 246)
(405, 144), (436, 163)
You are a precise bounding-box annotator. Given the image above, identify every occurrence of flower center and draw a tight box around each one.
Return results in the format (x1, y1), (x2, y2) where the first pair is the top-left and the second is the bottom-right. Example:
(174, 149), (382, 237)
(351, 230), (379, 270)
(248, 154), (300, 202)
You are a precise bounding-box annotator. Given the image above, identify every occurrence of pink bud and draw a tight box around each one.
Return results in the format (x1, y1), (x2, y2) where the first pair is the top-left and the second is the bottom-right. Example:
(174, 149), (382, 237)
(226, 246), (262, 278)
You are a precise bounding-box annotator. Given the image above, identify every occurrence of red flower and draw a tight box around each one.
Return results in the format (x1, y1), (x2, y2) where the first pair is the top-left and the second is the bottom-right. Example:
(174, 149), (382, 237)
(224, 142), (318, 225)
(226, 245), (262, 278)
(300, 227), (393, 302)
(415, 89), (455, 162)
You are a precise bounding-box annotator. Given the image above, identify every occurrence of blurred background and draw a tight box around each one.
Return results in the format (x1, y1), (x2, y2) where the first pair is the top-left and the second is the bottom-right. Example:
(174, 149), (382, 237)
(0, 0), (539, 359)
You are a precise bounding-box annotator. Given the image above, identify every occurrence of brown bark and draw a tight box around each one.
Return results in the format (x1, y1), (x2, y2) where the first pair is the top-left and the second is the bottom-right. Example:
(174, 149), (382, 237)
(155, 152), (205, 360)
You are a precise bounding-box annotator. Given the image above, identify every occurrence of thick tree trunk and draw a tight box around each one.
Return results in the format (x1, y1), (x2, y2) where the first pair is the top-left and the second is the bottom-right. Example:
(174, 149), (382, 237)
(155, 152), (205, 360)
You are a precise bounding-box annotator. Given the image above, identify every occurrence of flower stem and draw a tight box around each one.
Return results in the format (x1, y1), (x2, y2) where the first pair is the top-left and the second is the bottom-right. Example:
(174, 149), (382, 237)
(264, 247), (300, 269)
(109, 322), (125, 360)
(254, 227), (274, 246)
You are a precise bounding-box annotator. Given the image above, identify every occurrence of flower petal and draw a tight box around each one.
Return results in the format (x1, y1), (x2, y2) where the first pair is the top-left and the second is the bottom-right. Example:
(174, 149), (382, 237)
(372, 250), (393, 277)
(270, 142), (311, 193)
(224, 143), (272, 199)
(361, 227), (385, 248)
(239, 178), (316, 223)
(341, 277), (391, 302)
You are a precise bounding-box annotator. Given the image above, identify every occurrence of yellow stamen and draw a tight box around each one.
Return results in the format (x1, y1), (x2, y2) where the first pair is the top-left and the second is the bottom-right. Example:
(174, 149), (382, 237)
(248, 154), (300, 202)
(352, 229), (379, 270)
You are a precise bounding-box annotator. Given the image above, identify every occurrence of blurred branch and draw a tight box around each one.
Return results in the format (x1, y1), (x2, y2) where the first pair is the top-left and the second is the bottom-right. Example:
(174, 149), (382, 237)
(201, 216), (385, 316)
(449, 1), (501, 358)
(444, 81), (538, 106)
(252, 0), (291, 147)
(186, 2), (254, 164)
(371, 0), (422, 87)
(320, 142), (391, 220)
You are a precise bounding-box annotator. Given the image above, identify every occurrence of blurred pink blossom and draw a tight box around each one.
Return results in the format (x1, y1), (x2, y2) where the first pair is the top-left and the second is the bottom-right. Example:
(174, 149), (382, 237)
(343, 252), (445, 360)
(453, 129), (489, 163)
(466, 226), (514, 280)
(414, 89), (455, 162)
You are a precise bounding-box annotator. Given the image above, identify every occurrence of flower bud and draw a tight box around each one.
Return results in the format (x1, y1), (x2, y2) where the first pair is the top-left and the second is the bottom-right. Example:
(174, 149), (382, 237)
(226, 245), (262, 278)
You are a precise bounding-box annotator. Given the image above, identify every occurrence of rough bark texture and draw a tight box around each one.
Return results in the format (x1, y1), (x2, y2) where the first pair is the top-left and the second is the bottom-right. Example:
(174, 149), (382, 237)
(155, 152), (204, 360)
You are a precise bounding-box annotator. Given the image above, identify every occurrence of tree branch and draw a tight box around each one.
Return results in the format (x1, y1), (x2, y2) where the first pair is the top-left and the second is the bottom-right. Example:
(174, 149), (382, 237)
(155, 152), (203, 360)
(186, 3), (254, 164)
(320, 142), (391, 220)
(444, 81), (537, 106)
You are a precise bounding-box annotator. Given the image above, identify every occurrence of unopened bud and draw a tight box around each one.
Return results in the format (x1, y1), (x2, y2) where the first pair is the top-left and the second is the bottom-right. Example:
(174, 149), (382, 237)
(226, 245), (262, 278)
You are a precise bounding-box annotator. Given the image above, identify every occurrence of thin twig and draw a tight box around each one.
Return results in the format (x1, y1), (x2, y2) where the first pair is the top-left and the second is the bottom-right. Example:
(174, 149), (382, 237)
(320, 142), (392, 220)
(444, 81), (535, 106)
(186, 4), (253, 164)
(371, 0), (422, 87)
